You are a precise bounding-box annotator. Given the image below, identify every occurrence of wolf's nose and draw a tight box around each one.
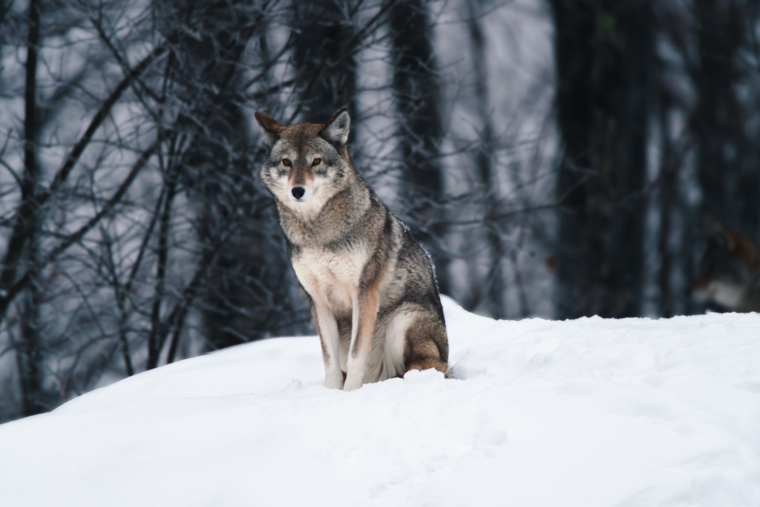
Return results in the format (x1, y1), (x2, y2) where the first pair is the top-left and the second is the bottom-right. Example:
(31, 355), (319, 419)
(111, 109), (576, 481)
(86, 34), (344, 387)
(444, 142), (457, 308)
(292, 187), (305, 199)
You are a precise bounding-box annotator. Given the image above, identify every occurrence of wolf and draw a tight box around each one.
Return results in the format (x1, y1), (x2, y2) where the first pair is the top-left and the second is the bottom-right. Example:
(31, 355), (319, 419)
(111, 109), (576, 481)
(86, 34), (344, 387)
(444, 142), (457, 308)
(254, 108), (449, 391)
(691, 221), (760, 312)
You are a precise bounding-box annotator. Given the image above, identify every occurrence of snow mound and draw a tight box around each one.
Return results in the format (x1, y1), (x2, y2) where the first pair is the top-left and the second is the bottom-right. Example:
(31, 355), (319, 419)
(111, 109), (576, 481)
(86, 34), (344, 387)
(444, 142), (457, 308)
(1, 297), (759, 506)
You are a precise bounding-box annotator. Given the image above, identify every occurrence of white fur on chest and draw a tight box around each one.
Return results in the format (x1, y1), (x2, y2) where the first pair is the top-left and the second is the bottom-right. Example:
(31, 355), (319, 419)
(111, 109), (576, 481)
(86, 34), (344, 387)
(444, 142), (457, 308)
(292, 244), (370, 311)
(709, 282), (745, 309)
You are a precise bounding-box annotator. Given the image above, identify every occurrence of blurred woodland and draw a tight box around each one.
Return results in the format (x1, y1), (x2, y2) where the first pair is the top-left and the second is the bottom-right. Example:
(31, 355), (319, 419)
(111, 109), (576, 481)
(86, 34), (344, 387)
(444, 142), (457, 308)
(0, 0), (758, 421)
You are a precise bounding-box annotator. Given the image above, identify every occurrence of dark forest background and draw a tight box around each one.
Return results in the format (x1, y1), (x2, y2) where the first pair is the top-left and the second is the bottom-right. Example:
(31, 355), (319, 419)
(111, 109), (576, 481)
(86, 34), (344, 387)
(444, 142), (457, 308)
(0, 0), (758, 422)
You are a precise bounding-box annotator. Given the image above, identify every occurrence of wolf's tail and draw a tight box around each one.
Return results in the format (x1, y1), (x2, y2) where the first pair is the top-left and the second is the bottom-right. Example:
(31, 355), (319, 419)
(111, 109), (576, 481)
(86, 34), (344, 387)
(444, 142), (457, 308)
(405, 359), (453, 379)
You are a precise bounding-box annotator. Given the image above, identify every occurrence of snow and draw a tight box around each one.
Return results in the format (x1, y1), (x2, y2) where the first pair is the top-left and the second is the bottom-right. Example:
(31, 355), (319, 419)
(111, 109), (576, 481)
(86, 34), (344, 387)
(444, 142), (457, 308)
(1, 297), (759, 507)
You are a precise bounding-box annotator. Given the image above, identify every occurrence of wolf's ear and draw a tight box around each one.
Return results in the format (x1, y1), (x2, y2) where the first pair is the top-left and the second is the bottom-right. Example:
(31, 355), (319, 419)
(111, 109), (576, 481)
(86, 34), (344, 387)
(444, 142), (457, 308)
(254, 112), (284, 146)
(321, 108), (350, 145)
(700, 217), (735, 251)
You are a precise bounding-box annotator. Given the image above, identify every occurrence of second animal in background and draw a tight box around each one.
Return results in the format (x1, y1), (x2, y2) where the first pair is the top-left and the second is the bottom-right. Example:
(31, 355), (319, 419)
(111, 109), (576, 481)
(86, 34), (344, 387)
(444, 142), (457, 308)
(254, 108), (450, 391)
(692, 221), (760, 312)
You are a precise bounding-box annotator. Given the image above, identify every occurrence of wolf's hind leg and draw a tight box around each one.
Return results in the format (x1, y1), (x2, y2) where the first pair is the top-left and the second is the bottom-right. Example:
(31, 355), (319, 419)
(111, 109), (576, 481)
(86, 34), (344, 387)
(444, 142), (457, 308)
(403, 315), (450, 378)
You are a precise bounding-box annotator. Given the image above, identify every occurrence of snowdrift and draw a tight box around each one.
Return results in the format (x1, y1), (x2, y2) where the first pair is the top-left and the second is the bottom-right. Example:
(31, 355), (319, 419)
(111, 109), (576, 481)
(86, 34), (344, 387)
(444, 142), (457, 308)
(1, 298), (759, 507)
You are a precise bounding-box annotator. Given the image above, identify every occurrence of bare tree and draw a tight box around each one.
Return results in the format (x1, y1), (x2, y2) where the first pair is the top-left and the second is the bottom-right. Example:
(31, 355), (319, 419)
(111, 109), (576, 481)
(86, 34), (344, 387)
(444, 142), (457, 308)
(464, 0), (507, 319)
(550, 0), (653, 319)
(15, 0), (45, 416)
(292, 0), (358, 124)
(693, 0), (759, 237)
(389, 0), (450, 295)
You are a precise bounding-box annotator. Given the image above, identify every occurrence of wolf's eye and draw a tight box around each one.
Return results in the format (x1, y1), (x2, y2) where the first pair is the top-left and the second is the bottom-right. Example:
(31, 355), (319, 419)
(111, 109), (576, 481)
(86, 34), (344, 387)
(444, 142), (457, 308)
(282, 158), (292, 167)
(312, 158), (321, 166)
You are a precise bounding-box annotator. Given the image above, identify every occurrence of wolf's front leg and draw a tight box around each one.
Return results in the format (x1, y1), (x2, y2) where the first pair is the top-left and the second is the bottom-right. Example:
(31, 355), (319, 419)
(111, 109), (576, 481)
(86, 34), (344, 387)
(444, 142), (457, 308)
(309, 300), (343, 389)
(344, 287), (380, 391)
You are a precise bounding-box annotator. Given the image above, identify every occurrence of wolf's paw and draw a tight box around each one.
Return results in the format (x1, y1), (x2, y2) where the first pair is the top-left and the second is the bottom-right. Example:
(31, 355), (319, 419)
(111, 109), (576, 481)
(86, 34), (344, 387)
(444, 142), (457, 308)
(324, 371), (344, 390)
(343, 376), (363, 392)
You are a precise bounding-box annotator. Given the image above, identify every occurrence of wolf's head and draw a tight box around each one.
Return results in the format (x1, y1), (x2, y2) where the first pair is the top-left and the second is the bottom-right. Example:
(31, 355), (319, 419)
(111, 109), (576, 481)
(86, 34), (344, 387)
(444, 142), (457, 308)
(254, 108), (352, 214)
(691, 221), (758, 310)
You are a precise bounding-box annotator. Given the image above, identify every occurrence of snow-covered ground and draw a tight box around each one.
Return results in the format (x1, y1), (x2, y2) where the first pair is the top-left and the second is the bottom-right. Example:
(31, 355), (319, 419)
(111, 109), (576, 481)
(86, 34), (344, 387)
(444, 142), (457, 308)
(1, 297), (759, 507)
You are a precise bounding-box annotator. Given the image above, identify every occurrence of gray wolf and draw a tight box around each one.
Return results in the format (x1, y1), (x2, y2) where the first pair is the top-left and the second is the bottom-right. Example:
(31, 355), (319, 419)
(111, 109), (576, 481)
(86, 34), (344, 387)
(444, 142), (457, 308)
(692, 221), (760, 312)
(254, 108), (450, 390)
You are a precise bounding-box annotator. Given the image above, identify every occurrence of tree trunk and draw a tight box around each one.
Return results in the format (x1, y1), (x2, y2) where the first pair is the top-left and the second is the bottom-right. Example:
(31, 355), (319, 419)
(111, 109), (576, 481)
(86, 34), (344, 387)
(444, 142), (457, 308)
(292, 0), (357, 126)
(551, 0), (653, 319)
(466, 0), (507, 318)
(693, 0), (759, 237)
(389, 0), (450, 296)
(656, 95), (678, 318)
(15, 0), (46, 416)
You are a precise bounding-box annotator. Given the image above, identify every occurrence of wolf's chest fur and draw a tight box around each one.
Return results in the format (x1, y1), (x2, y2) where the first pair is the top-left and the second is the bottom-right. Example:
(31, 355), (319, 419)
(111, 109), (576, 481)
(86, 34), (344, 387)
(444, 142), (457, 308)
(291, 243), (371, 314)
